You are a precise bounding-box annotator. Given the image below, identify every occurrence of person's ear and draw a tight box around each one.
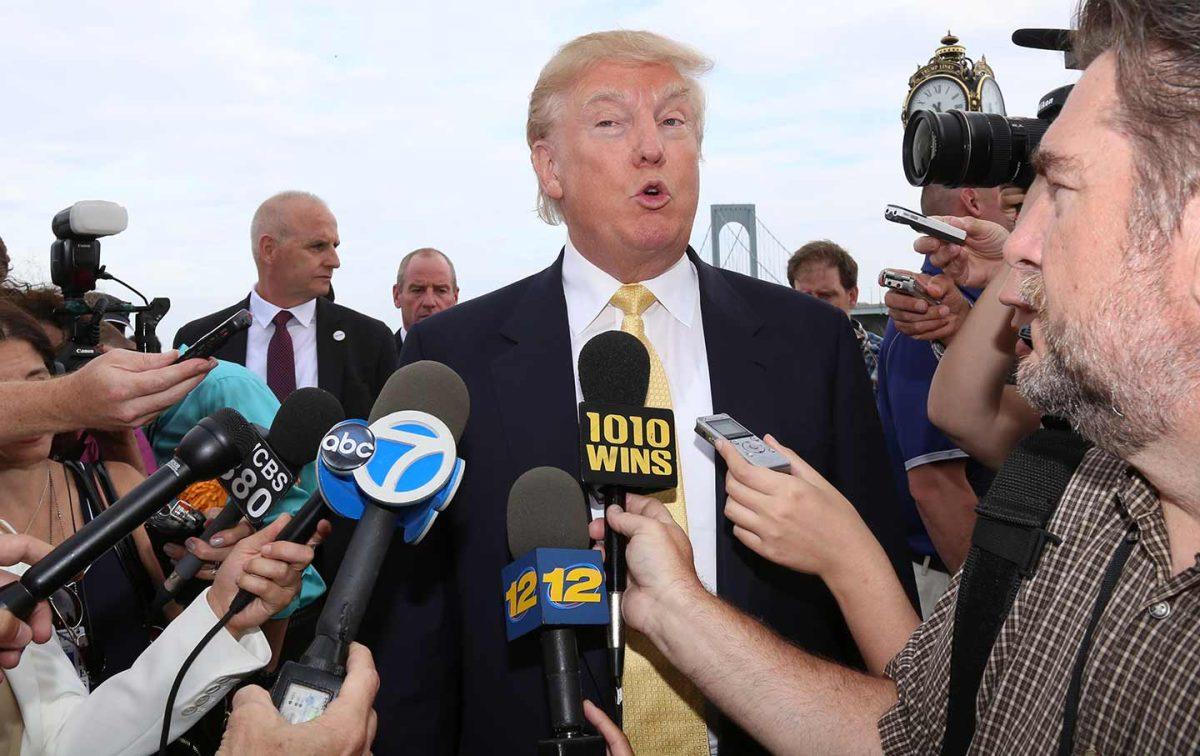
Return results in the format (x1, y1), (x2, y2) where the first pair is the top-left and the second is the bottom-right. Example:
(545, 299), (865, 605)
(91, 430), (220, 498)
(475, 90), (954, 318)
(847, 285), (859, 309)
(532, 141), (564, 202)
(257, 235), (275, 265)
(960, 188), (983, 218)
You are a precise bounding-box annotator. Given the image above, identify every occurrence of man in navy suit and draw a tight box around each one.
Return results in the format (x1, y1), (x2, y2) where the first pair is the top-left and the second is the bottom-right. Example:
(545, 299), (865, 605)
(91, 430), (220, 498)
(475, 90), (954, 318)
(363, 30), (914, 754)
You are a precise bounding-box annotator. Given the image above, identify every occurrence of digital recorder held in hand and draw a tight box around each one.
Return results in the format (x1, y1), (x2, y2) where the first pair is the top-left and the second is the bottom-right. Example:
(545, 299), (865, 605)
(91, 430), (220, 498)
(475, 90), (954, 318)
(884, 204), (968, 244)
(879, 268), (943, 306)
(174, 308), (252, 364)
(695, 414), (790, 472)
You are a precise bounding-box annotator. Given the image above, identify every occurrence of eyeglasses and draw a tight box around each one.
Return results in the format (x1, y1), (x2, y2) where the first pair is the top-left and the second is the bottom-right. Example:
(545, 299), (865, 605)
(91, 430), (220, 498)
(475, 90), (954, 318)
(49, 580), (88, 650)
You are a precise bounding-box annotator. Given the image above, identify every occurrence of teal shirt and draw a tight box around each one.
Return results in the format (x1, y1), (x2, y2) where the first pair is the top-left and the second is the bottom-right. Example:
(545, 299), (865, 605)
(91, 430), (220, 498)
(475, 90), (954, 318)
(147, 358), (326, 617)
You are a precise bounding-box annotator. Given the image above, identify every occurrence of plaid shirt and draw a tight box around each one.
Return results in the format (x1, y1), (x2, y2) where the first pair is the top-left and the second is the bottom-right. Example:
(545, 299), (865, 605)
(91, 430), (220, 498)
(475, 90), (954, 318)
(879, 448), (1200, 754)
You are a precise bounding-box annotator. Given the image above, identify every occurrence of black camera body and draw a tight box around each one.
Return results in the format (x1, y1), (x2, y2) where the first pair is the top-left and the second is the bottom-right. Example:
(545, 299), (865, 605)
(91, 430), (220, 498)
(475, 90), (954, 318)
(48, 201), (170, 372)
(901, 27), (1080, 191)
(902, 84), (1072, 190)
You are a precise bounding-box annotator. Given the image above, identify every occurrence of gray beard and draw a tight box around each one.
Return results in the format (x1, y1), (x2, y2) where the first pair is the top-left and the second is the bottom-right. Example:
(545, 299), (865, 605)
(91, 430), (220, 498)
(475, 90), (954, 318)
(1015, 283), (1189, 458)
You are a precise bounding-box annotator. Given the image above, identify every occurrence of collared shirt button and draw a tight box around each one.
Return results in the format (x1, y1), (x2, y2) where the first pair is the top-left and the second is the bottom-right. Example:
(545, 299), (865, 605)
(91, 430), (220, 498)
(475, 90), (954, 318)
(1149, 601), (1171, 619)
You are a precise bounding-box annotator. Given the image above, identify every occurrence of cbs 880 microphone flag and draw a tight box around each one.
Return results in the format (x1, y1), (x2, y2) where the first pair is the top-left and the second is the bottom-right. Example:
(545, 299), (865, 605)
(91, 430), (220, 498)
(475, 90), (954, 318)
(316, 411), (465, 544)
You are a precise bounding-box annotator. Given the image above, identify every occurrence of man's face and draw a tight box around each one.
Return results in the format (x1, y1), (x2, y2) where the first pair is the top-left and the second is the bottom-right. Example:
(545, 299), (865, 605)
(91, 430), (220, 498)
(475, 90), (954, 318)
(792, 264), (857, 316)
(1000, 52), (1200, 456)
(393, 254), (459, 329)
(535, 61), (700, 266)
(261, 200), (341, 303)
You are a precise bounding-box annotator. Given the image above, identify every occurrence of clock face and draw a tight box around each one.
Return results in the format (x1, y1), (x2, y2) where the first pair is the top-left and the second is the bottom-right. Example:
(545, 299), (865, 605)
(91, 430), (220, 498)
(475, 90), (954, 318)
(980, 77), (1006, 116)
(907, 77), (968, 116)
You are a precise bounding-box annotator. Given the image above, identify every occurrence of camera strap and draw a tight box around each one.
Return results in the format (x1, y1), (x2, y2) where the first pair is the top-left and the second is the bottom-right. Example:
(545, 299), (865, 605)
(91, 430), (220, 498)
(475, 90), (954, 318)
(941, 425), (1091, 756)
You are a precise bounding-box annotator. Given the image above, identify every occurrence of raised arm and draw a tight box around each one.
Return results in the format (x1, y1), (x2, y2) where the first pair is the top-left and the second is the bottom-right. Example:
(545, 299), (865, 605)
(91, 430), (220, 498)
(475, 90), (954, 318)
(928, 269), (1040, 469)
(594, 496), (895, 755)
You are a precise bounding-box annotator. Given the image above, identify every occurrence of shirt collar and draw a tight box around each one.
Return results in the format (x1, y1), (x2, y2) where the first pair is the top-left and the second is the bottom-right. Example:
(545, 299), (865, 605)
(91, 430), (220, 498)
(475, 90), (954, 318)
(561, 237), (698, 337)
(249, 288), (317, 329)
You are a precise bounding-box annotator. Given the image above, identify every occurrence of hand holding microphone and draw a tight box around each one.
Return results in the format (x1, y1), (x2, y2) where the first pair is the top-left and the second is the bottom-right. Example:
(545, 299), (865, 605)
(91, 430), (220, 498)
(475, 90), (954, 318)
(0, 534), (54, 677)
(206, 514), (329, 638)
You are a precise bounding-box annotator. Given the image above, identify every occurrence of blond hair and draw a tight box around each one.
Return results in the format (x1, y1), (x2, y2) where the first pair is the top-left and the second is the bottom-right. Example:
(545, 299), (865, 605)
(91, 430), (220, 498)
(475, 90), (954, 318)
(527, 31), (713, 225)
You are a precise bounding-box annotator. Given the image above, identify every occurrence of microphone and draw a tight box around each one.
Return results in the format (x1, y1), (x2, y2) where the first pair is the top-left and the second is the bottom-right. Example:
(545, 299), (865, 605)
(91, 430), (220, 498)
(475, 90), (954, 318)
(270, 360), (469, 723)
(577, 330), (669, 716)
(157, 388), (345, 603)
(0, 408), (258, 618)
(505, 466), (608, 755)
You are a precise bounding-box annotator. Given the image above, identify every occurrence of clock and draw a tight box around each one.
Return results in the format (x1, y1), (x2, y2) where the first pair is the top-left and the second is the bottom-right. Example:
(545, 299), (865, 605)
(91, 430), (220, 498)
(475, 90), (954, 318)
(978, 76), (1006, 116)
(902, 33), (1004, 125)
(906, 76), (969, 118)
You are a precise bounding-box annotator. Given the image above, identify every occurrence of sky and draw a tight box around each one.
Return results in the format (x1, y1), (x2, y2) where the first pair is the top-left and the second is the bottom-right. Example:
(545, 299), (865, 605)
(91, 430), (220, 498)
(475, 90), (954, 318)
(1, 0), (1079, 341)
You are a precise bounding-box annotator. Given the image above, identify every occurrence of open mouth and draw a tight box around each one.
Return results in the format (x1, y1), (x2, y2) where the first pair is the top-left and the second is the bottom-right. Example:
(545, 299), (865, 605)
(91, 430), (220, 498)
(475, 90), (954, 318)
(635, 181), (670, 208)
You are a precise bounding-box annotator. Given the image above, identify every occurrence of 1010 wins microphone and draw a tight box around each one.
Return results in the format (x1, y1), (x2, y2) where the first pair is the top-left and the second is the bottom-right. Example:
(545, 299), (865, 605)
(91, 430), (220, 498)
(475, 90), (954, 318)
(577, 330), (672, 717)
(157, 388), (345, 605)
(504, 466), (608, 755)
(270, 360), (470, 723)
(0, 408), (259, 618)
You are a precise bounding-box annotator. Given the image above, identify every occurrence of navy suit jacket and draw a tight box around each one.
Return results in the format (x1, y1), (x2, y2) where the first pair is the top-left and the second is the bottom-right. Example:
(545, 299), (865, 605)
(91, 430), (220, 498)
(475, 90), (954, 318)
(362, 249), (915, 754)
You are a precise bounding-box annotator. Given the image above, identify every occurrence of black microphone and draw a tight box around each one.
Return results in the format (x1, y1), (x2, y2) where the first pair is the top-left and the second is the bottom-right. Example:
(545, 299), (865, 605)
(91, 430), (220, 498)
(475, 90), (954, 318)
(577, 330), (654, 718)
(158, 388), (345, 604)
(269, 361), (469, 721)
(0, 408), (258, 618)
(507, 466), (606, 754)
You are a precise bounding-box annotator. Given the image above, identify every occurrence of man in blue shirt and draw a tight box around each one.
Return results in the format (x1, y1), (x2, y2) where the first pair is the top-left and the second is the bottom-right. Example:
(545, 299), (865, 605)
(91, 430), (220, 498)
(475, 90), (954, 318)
(876, 184), (1018, 616)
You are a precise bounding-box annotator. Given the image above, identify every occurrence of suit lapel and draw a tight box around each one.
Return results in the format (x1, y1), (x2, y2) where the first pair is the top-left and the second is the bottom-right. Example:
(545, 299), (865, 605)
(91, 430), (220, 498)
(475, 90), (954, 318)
(489, 252), (580, 481)
(692, 251), (777, 594)
(315, 298), (345, 402)
(216, 297), (251, 364)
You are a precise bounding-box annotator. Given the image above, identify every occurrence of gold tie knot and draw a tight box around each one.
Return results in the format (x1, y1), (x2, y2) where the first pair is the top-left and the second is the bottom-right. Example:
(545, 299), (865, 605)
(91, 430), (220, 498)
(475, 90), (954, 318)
(609, 284), (657, 318)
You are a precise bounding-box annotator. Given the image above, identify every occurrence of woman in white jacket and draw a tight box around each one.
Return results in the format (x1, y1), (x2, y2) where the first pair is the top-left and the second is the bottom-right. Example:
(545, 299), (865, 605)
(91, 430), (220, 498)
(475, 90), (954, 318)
(0, 513), (321, 755)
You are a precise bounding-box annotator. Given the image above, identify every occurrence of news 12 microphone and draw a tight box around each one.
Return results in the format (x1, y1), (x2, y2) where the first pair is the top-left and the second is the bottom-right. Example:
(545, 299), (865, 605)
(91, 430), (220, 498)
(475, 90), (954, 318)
(577, 330), (672, 714)
(505, 467), (608, 755)
(0, 408), (258, 618)
(270, 360), (469, 723)
(157, 388), (345, 603)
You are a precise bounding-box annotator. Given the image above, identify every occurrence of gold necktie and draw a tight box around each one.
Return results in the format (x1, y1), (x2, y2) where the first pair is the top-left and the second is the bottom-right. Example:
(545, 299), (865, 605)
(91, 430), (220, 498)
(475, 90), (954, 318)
(609, 284), (709, 755)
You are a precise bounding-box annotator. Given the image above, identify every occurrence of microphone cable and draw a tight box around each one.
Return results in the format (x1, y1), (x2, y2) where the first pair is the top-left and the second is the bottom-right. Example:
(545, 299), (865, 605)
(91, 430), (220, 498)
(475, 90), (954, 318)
(158, 604), (238, 756)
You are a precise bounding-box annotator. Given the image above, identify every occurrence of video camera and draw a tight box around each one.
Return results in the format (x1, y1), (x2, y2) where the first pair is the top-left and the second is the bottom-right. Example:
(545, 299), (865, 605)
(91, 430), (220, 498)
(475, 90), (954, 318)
(901, 28), (1079, 190)
(50, 201), (170, 372)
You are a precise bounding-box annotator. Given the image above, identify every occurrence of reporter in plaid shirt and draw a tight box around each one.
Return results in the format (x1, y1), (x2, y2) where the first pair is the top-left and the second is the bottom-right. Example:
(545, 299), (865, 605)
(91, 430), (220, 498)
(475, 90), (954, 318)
(580, 2), (1200, 753)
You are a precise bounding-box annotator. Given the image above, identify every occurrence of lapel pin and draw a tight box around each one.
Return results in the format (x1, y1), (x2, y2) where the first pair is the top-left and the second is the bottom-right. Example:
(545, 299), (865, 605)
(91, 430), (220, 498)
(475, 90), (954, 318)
(333, 330), (346, 342)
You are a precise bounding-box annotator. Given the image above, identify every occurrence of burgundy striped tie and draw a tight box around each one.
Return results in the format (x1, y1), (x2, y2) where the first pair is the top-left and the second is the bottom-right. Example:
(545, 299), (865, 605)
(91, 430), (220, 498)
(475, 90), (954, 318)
(266, 310), (296, 402)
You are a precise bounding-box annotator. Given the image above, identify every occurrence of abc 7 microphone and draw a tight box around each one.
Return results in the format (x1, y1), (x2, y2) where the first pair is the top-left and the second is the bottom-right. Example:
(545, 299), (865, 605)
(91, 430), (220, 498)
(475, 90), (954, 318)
(270, 361), (469, 724)
(504, 467), (609, 754)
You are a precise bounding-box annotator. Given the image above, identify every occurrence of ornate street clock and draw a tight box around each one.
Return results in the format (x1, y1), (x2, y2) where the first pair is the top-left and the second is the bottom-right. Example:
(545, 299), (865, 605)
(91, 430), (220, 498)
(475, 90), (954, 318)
(902, 32), (1005, 125)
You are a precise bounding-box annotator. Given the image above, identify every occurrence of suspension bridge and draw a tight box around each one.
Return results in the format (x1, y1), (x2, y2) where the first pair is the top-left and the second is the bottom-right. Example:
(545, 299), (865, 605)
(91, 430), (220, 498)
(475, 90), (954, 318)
(696, 203), (888, 331)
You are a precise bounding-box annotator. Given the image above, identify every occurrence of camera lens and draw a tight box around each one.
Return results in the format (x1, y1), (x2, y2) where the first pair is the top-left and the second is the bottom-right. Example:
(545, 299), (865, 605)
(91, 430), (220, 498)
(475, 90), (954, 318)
(910, 119), (934, 177)
(902, 109), (1049, 189)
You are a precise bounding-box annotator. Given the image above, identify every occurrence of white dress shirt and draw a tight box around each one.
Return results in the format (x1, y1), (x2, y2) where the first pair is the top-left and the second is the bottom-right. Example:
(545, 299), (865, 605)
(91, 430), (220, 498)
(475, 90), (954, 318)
(247, 288), (319, 390)
(563, 240), (720, 754)
(563, 239), (718, 593)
